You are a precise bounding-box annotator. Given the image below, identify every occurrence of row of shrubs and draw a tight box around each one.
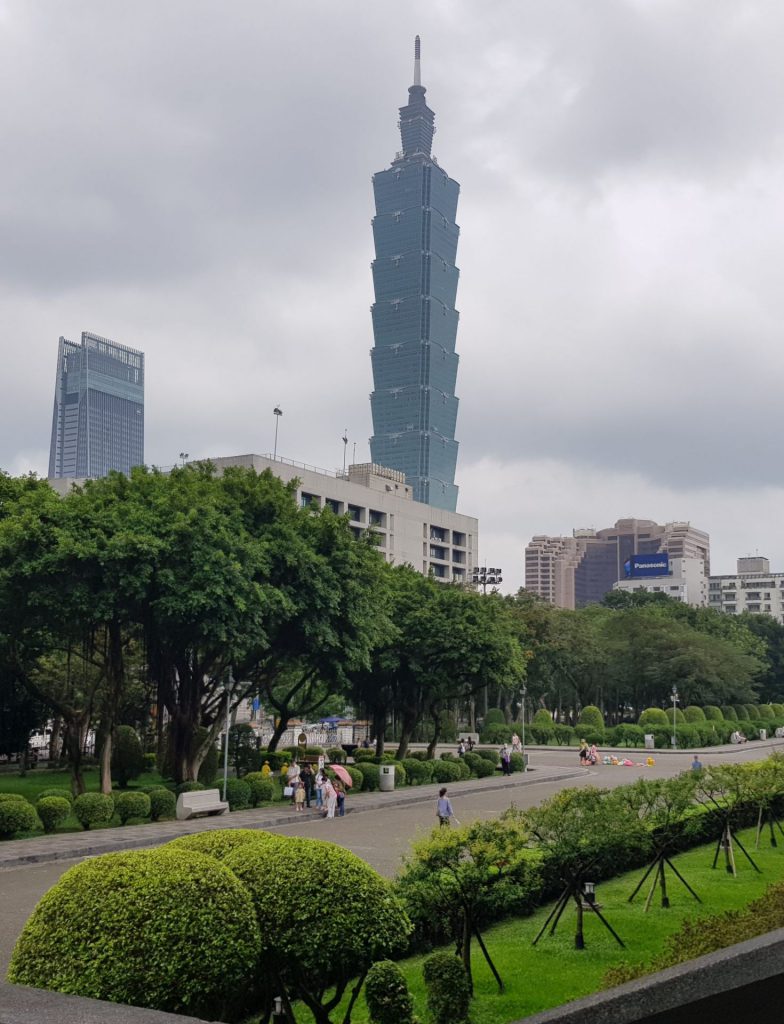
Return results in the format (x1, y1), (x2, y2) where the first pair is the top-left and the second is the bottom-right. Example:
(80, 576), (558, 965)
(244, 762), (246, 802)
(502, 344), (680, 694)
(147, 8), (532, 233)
(480, 702), (784, 747)
(0, 787), (179, 838)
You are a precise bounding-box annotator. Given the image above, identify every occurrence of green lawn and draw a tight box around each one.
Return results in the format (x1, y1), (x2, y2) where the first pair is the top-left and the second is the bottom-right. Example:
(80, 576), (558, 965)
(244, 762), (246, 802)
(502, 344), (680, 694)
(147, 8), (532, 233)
(300, 827), (784, 1024)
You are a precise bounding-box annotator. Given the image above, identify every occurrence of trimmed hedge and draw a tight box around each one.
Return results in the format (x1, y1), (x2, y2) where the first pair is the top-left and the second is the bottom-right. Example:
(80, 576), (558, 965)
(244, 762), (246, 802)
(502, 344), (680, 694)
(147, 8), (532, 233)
(533, 709), (554, 726)
(36, 788), (73, 804)
(36, 796), (71, 834)
(431, 760), (463, 784)
(423, 952), (471, 1024)
(577, 705), (604, 730)
(245, 772), (276, 807)
(0, 793), (28, 803)
(175, 781), (206, 795)
(166, 828), (279, 862)
(114, 791), (151, 824)
(704, 705), (724, 721)
(473, 757), (496, 778)
(111, 725), (146, 789)
(483, 708), (506, 727)
(721, 705), (738, 720)
(683, 705), (706, 723)
(638, 707), (669, 728)
(402, 758), (432, 785)
(149, 788), (176, 821)
(510, 752), (525, 772)
(355, 762), (380, 791)
(327, 746), (347, 764)
(223, 778), (251, 811)
(73, 793), (114, 830)
(353, 748), (376, 762)
(0, 800), (40, 838)
(479, 723), (513, 744)
(346, 766), (364, 790)
(365, 959), (416, 1024)
(474, 747), (499, 764)
(8, 847), (261, 1019)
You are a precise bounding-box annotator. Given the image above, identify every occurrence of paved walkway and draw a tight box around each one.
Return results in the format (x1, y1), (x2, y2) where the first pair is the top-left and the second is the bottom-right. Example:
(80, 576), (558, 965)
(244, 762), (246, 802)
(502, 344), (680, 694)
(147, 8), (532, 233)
(0, 763), (586, 870)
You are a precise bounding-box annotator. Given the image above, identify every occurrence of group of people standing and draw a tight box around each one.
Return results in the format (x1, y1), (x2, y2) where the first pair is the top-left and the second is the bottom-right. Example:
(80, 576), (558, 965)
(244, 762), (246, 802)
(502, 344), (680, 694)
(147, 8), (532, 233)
(284, 759), (346, 818)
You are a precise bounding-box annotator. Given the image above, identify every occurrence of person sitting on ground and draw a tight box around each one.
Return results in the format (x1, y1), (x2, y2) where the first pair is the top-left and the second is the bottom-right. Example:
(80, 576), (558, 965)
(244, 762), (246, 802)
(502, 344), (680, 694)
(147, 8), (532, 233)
(588, 743), (598, 765)
(436, 787), (454, 827)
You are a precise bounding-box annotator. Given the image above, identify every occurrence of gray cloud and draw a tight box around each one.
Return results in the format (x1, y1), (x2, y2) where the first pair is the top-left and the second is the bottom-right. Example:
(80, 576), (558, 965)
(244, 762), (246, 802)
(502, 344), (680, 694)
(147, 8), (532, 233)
(2, 0), (784, 591)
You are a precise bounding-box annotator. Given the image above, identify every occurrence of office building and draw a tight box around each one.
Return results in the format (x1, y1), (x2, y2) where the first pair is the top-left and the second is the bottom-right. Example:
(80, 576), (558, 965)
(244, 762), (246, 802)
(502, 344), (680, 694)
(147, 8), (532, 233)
(48, 332), (144, 479)
(612, 556), (708, 606)
(525, 518), (711, 609)
(709, 557), (784, 623)
(207, 454), (477, 582)
(368, 37), (462, 511)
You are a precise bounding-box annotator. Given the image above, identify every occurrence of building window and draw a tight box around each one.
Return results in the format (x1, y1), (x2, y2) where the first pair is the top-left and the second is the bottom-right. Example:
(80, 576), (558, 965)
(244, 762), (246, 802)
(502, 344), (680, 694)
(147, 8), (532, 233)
(300, 492), (320, 509)
(347, 505), (364, 523)
(325, 498), (342, 515)
(452, 531), (466, 546)
(369, 510), (387, 528)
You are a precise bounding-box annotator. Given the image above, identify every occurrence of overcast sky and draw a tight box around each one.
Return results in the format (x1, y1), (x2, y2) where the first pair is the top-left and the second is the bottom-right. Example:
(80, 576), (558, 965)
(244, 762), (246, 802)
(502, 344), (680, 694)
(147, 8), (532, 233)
(2, 0), (783, 591)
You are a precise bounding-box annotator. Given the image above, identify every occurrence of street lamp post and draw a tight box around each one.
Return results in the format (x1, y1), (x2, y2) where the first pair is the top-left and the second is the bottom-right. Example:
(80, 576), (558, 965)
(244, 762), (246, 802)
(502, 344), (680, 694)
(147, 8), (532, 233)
(178, 451), (189, 467)
(520, 683), (527, 772)
(671, 685), (679, 749)
(272, 406), (283, 460)
(222, 671), (234, 802)
(471, 565), (503, 594)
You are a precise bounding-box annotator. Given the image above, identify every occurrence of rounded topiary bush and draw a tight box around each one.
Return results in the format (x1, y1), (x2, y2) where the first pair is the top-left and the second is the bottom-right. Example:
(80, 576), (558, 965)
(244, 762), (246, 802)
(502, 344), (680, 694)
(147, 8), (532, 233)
(355, 762), (380, 791)
(479, 723), (513, 744)
(533, 708), (554, 726)
(0, 793), (28, 804)
(638, 707), (670, 728)
(772, 704), (784, 718)
(665, 707), (686, 725)
(530, 724), (555, 744)
(245, 772), (276, 807)
(36, 796), (72, 834)
(149, 788), (176, 821)
(423, 951), (470, 1024)
(353, 748), (376, 763)
(327, 746), (346, 764)
(365, 959), (416, 1024)
(8, 847), (261, 1019)
(73, 792), (114, 830)
(607, 724), (645, 747)
(114, 791), (151, 825)
(224, 836), (411, 1015)
(473, 757), (495, 778)
(721, 705), (738, 721)
(510, 752), (525, 772)
(483, 707), (506, 727)
(745, 704), (761, 720)
(346, 766), (364, 790)
(0, 800), (40, 838)
(733, 705), (750, 721)
(704, 705), (724, 721)
(111, 725), (146, 789)
(37, 788), (74, 804)
(474, 747), (499, 764)
(758, 705), (775, 721)
(684, 706), (706, 723)
(406, 750), (428, 761)
(166, 828), (279, 862)
(175, 780), (206, 795)
(402, 758), (432, 785)
(223, 778), (251, 810)
(578, 705), (605, 730)
(431, 760), (462, 784)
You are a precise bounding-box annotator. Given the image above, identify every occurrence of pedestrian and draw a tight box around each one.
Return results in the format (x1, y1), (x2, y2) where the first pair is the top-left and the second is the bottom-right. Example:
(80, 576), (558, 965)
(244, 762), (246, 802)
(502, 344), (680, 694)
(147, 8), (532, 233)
(294, 779), (306, 812)
(457, 739), (466, 757)
(588, 743), (598, 765)
(315, 767), (326, 809)
(436, 787), (454, 827)
(300, 762), (314, 808)
(511, 733), (521, 753)
(691, 754), (703, 772)
(578, 739), (589, 763)
(335, 779), (346, 817)
(261, 761), (271, 778)
(286, 758), (301, 805)
(324, 776), (338, 819)
(500, 743), (512, 776)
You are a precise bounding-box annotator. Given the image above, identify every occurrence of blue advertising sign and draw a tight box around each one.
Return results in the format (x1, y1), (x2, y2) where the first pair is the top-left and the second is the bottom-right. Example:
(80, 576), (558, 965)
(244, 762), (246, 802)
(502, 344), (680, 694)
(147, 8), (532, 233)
(625, 553), (670, 578)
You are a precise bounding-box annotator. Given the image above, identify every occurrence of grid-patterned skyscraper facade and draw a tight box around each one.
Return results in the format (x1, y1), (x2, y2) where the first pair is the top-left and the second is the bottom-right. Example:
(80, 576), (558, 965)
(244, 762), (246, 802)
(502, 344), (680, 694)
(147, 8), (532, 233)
(369, 38), (461, 511)
(48, 332), (144, 479)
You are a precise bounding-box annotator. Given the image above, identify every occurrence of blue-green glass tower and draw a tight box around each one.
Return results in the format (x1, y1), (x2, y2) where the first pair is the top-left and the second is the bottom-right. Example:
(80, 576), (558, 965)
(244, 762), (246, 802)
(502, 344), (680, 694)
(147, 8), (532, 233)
(369, 37), (460, 511)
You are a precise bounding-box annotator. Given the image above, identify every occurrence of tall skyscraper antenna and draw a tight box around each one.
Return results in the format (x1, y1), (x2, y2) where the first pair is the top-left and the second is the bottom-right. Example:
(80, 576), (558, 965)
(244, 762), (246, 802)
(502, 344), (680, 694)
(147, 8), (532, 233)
(413, 35), (421, 86)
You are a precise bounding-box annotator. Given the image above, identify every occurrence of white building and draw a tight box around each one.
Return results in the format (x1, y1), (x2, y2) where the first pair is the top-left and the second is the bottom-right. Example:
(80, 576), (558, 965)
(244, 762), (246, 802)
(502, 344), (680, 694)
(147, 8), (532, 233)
(207, 454), (477, 583)
(612, 557), (708, 606)
(708, 557), (784, 623)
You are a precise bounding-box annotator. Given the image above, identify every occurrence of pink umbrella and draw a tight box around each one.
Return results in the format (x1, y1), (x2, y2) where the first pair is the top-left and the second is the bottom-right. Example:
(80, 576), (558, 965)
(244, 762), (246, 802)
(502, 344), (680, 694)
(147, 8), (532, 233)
(330, 764), (353, 788)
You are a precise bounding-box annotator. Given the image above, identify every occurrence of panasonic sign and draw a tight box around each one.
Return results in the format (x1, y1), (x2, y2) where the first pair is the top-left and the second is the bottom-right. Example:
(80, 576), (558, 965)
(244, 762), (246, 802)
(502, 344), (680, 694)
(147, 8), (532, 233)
(624, 554), (670, 578)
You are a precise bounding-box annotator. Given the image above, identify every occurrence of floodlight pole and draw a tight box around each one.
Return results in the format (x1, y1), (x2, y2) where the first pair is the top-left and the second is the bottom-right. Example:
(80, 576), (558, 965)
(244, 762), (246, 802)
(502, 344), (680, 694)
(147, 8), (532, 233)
(671, 685), (678, 749)
(273, 406), (282, 460)
(520, 684), (527, 772)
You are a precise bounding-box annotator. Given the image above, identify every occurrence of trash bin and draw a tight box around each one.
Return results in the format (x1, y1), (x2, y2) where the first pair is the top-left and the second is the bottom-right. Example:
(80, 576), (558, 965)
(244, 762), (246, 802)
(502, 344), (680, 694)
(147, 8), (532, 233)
(760, 729), (767, 741)
(379, 765), (395, 792)
(644, 734), (655, 750)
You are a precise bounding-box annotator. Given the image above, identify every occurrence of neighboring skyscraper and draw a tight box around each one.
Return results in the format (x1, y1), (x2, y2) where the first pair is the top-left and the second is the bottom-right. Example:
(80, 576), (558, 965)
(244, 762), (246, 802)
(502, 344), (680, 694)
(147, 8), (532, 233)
(525, 518), (711, 608)
(48, 332), (144, 479)
(368, 37), (461, 511)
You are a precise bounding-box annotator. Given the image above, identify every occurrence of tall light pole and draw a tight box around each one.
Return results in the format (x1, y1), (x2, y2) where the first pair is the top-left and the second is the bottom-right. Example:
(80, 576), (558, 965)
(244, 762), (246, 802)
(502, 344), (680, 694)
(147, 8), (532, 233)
(342, 429), (348, 475)
(471, 565), (503, 594)
(222, 670), (234, 802)
(671, 685), (679, 749)
(272, 406), (282, 460)
(520, 683), (527, 772)
(179, 451), (189, 467)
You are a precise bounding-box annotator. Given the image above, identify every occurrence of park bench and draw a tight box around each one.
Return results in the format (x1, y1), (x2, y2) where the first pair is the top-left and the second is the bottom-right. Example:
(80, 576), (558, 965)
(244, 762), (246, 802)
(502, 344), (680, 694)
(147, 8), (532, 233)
(175, 788), (229, 821)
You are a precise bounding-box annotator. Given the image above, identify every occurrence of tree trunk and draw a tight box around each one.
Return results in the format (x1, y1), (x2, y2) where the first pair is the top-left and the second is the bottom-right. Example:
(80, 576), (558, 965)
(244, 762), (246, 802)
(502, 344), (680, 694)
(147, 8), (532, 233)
(100, 730), (113, 794)
(426, 712), (441, 760)
(395, 707), (418, 760)
(267, 713), (289, 752)
(373, 707), (386, 757)
(461, 910), (473, 993)
(574, 895), (585, 949)
(48, 716), (62, 763)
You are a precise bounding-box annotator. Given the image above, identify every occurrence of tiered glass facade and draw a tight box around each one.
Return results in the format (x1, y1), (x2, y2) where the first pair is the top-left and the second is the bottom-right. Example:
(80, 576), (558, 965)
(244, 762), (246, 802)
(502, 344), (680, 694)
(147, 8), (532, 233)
(369, 41), (461, 511)
(48, 332), (144, 479)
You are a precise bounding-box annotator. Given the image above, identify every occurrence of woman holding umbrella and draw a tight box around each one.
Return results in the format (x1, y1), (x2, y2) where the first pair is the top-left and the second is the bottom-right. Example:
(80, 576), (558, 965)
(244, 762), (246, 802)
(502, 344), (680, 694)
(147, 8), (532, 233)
(323, 775), (338, 819)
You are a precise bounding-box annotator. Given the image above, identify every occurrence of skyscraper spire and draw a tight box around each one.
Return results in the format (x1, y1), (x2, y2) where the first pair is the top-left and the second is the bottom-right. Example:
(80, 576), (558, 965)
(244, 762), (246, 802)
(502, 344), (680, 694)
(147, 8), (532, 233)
(413, 35), (421, 86)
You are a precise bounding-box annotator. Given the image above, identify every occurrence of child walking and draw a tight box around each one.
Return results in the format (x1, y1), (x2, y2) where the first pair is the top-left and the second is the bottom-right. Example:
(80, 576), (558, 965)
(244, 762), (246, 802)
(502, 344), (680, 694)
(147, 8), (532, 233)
(294, 779), (306, 812)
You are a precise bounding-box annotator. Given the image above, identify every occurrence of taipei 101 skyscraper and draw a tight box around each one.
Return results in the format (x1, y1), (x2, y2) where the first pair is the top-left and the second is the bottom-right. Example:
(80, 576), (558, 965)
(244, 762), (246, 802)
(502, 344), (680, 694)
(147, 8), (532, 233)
(368, 37), (461, 511)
